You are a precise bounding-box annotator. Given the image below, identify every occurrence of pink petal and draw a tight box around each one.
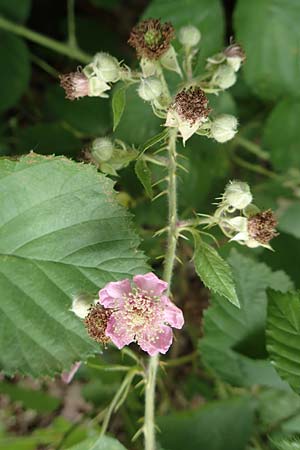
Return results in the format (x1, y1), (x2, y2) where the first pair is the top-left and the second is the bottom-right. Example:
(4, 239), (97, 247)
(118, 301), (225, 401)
(61, 361), (81, 384)
(161, 296), (184, 329)
(99, 279), (131, 308)
(105, 314), (134, 349)
(137, 325), (173, 356)
(133, 272), (168, 296)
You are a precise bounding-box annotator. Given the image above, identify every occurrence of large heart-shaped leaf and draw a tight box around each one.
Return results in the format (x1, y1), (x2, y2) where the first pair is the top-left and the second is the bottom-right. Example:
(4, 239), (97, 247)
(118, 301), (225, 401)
(0, 154), (148, 376)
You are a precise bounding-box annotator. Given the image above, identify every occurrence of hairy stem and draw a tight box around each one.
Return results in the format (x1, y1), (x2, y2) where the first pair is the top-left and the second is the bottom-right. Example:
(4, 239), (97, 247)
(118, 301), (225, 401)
(0, 15), (91, 63)
(144, 128), (178, 450)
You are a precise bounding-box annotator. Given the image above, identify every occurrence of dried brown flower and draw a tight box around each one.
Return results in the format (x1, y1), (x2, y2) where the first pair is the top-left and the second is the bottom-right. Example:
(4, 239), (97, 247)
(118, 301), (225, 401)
(173, 88), (210, 124)
(84, 304), (112, 344)
(128, 18), (174, 60)
(59, 71), (89, 100)
(248, 209), (278, 245)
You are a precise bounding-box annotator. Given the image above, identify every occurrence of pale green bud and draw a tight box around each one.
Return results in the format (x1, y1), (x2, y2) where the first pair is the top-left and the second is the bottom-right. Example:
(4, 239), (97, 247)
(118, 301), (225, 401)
(213, 65), (237, 89)
(137, 77), (162, 101)
(92, 52), (121, 83)
(224, 180), (252, 209)
(211, 114), (238, 143)
(178, 25), (201, 47)
(70, 294), (94, 318)
(91, 137), (114, 162)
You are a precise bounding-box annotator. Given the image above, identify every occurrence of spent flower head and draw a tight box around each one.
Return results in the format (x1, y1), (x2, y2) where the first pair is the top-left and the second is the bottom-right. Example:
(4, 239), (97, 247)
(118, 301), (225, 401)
(84, 304), (112, 345)
(224, 42), (246, 72)
(98, 273), (184, 356)
(128, 18), (174, 60)
(166, 87), (210, 143)
(59, 71), (90, 100)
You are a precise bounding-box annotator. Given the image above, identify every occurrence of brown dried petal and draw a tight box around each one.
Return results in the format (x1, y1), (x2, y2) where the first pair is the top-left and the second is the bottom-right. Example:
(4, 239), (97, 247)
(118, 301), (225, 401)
(248, 209), (278, 244)
(172, 87), (210, 124)
(84, 304), (111, 344)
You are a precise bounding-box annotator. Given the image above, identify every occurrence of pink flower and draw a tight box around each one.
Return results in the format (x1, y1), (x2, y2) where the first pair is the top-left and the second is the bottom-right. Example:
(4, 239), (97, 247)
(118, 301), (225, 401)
(98, 273), (184, 356)
(59, 71), (89, 100)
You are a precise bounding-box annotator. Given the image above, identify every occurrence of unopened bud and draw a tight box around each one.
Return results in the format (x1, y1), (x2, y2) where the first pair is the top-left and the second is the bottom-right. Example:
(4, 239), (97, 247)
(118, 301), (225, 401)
(213, 65), (237, 89)
(70, 294), (94, 319)
(137, 77), (162, 101)
(91, 137), (114, 162)
(211, 114), (238, 143)
(84, 53), (120, 83)
(178, 25), (201, 47)
(224, 180), (252, 210)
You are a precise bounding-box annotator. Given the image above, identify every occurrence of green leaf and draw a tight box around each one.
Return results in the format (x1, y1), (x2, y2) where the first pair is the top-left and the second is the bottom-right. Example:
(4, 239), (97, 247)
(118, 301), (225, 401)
(15, 123), (81, 156)
(279, 203), (300, 239)
(66, 436), (127, 450)
(112, 84), (126, 131)
(234, 0), (300, 100)
(143, 0), (224, 70)
(158, 396), (255, 450)
(114, 85), (161, 146)
(134, 159), (153, 199)
(263, 100), (300, 171)
(45, 85), (111, 136)
(272, 438), (300, 450)
(201, 250), (293, 388)
(0, 31), (31, 113)
(0, 380), (60, 413)
(0, 0), (31, 22)
(0, 154), (148, 376)
(193, 236), (239, 307)
(267, 290), (300, 393)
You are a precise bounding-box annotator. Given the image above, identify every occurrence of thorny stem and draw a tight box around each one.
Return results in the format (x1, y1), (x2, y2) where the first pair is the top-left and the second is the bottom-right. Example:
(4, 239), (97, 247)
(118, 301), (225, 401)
(0, 15), (91, 64)
(144, 128), (178, 450)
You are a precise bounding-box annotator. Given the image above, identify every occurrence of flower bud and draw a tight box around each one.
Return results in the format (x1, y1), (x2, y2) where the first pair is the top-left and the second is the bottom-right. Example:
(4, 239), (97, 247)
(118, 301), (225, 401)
(70, 294), (94, 319)
(91, 137), (114, 162)
(211, 114), (238, 143)
(137, 77), (162, 101)
(178, 25), (201, 47)
(84, 52), (120, 83)
(223, 180), (252, 210)
(213, 65), (237, 89)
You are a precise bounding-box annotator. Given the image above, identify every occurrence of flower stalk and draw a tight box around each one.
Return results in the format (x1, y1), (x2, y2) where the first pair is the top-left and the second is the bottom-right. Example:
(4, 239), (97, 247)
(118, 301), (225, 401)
(144, 127), (179, 450)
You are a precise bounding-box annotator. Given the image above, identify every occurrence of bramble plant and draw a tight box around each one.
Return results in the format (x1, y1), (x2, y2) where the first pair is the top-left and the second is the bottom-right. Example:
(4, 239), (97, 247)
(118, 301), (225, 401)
(1, 1), (300, 450)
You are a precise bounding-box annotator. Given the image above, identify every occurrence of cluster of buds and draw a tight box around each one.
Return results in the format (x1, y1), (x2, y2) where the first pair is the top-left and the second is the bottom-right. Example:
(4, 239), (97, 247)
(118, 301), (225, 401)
(86, 137), (138, 176)
(60, 52), (123, 100)
(206, 42), (246, 90)
(212, 181), (278, 249)
(128, 18), (181, 77)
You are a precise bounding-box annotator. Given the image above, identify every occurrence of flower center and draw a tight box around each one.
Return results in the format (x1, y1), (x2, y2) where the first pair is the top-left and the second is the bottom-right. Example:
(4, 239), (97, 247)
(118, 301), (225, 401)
(144, 29), (163, 48)
(123, 289), (163, 333)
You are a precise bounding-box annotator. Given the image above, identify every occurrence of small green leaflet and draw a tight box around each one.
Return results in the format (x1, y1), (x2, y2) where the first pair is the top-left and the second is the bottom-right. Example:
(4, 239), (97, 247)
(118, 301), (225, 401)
(267, 290), (300, 393)
(112, 83), (126, 131)
(193, 236), (239, 307)
(66, 436), (128, 450)
(135, 158), (153, 199)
